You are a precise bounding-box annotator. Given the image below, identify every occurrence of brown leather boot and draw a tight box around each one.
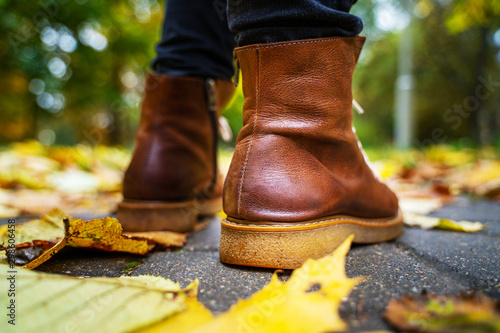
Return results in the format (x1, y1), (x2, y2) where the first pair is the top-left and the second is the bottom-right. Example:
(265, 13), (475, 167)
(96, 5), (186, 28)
(220, 36), (403, 269)
(118, 73), (234, 232)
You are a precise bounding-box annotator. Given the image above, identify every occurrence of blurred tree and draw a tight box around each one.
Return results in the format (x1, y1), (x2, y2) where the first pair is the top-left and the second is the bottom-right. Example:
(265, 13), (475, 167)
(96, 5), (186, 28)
(351, 0), (500, 147)
(446, 0), (500, 34)
(412, 0), (500, 145)
(351, 0), (401, 147)
(0, 0), (498, 148)
(0, 0), (162, 145)
(444, 0), (500, 144)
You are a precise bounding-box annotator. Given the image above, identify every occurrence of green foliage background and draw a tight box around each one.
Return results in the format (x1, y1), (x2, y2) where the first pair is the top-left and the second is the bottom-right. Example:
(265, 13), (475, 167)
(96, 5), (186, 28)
(0, 0), (499, 148)
(0, 0), (162, 146)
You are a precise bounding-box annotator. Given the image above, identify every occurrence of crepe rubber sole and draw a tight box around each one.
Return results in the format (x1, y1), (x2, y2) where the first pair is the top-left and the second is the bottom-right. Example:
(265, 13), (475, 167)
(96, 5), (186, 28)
(219, 210), (403, 269)
(117, 197), (221, 233)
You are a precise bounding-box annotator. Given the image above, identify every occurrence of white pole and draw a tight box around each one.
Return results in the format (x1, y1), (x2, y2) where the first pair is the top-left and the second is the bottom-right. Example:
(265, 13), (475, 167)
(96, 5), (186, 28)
(394, 0), (414, 149)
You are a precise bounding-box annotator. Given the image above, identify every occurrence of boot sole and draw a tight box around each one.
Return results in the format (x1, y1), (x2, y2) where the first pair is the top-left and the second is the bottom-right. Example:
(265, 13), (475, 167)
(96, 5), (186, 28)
(219, 210), (403, 269)
(117, 197), (222, 233)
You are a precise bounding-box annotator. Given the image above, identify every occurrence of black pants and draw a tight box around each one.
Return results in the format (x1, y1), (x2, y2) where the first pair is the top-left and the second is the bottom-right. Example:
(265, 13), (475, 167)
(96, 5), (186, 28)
(152, 0), (362, 80)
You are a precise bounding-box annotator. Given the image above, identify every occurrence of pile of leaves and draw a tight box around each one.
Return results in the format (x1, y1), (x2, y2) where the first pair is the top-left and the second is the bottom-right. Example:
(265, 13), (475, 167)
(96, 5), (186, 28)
(370, 145), (500, 214)
(0, 141), (498, 225)
(0, 141), (129, 218)
(0, 209), (187, 269)
(1, 236), (360, 333)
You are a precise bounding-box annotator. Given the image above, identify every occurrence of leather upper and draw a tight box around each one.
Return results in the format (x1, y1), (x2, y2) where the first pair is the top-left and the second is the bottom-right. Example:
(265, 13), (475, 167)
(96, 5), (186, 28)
(123, 73), (234, 202)
(223, 37), (399, 222)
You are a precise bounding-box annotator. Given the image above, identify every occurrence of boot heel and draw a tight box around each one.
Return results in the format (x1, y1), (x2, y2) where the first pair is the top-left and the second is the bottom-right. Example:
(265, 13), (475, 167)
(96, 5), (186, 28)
(219, 211), (403, 269)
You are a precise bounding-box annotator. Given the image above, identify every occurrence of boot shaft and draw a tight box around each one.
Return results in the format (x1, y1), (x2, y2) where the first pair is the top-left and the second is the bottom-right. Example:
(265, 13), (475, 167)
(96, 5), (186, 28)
(223, 36), (398, 222)
(235, 37), (365, 142)
(124, 74), (233, 201)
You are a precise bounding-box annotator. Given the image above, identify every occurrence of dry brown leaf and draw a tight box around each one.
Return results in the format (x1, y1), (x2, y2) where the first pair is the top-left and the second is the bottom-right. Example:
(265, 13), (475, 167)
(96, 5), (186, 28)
(22, 237), (67, 269)
(123, 231), (187, 249)
(0, 212), (69, 270)
(0, 189), (121, 218)
(0, 209), (70, 269)
(384, 292), (500, 333)
(11, 240), (58, 264)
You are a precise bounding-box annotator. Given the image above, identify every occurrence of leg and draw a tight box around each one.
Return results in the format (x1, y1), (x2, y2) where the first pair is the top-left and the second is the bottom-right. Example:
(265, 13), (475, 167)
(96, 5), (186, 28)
(220, 0), (402, 268)
(228, 0), (363, 46)
(118, 0), (235, 232)
(153, 0), (235, 79)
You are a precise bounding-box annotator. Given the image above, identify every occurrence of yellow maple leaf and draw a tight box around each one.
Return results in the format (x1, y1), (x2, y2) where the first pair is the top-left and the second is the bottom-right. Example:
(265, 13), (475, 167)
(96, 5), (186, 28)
(172, 235), (361, 333)
(139, 288), (213, 333)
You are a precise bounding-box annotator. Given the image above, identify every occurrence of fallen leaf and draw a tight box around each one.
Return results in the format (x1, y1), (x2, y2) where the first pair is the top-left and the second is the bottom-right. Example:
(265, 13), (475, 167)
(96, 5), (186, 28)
(399, 197), (446, 215)
(475, 178), (500, 199)
(404, 212), (486, 232)
(1, 211), (188, 269)
(123, 231), (187, 249)
(403, 213), (442, 229)
(49, 169), (100, 193)
(0, 204), (20, 219)
(16, 241), (52, 262)
(0, 208), (69, 246)
(138, 283), (213, 333)
(0, 142), (127, 217)
(186, 235), (361, 333)
(67, 217), (151, 255)
(0, 209), (70, 269)
(435, 218), (487, 232)
(373, 160), (404, 180)
(384, 292), (500, 332)
(424, 146), (475, 167)
(10, 240), (56, 263)
(0, 265), (192, 333)
(1, 189), (122, 218)
(21, 237), (67, 269)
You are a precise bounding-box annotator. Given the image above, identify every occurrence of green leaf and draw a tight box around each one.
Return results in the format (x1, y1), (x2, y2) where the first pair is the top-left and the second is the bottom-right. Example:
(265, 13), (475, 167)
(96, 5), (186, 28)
(435, 218), (487, 233)
(0, 266), (191, 333)
(404, 212), (486, 232)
